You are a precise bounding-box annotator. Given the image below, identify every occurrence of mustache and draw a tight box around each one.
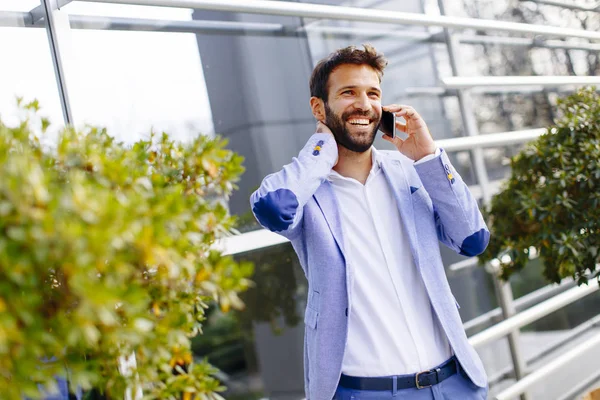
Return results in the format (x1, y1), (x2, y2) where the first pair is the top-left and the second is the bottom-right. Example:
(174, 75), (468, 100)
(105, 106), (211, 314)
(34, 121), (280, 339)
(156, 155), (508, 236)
(342, 110), (378, 120)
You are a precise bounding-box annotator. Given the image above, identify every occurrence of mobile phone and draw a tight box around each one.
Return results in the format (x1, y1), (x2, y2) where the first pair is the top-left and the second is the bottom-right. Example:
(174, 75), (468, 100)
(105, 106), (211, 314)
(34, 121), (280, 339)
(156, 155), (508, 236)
(379, 110), (395, 138)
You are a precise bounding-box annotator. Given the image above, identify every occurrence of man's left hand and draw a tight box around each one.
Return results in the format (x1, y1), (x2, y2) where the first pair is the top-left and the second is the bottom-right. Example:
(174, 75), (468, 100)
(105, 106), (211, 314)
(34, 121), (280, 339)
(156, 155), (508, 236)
(381, 104), (437, 161)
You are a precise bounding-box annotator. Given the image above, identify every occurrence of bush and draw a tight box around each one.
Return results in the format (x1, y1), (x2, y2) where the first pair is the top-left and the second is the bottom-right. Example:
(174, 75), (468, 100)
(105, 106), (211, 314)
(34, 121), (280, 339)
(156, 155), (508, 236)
(480, 87), (600, 286)
(0, 100), (253, 399)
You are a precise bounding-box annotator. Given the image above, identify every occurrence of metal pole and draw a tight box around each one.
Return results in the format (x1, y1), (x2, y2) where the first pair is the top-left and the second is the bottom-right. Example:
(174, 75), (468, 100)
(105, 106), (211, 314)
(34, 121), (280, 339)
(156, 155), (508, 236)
(40, 0), (74, 126)
(436, 0), (529, 398)
(445, 34), (493, 203)
(491, 274), (530, 397)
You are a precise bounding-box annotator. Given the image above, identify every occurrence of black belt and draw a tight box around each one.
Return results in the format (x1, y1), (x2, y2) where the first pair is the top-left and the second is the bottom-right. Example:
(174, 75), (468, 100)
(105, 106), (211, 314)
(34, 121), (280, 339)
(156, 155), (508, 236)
(339, 356), (458, 391)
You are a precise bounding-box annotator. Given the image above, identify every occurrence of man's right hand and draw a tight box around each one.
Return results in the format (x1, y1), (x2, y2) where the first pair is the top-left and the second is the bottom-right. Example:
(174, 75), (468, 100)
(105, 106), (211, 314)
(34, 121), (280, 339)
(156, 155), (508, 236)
(316, 120), (333, 135)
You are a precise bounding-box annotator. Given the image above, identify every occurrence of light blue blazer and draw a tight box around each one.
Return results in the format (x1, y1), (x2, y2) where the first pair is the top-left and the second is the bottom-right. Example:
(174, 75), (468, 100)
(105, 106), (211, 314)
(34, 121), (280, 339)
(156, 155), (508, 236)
(250, 133), (490, 400)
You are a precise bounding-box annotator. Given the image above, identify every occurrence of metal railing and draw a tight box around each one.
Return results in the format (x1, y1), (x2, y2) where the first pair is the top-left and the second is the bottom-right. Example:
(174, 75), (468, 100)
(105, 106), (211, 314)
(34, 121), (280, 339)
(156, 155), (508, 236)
(443, 76), (600, 89)
(463, 279), (576, 333)
(436, 128), (546, 151)
(494, 332), (600, 399)
(5, 11), (600, 54)
(470, 278), (600, 399)
(405, 77), (600, 97)
(469, 279), (599, 349)
(519, 0), (600, 12)
(75, 0), (600, 40)
(487, 313), (600, 386)
(557, 368), (600, 400)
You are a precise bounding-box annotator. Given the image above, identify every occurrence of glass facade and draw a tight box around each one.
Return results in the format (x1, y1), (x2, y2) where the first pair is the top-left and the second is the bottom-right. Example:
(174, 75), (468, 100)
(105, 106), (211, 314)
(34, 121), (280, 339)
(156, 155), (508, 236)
(2, 0), (600, 399)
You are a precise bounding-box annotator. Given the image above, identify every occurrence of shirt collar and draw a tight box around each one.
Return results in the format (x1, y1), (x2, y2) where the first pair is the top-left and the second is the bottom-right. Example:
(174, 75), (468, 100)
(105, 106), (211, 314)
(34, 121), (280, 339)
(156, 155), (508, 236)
(328, 147), (382, 182)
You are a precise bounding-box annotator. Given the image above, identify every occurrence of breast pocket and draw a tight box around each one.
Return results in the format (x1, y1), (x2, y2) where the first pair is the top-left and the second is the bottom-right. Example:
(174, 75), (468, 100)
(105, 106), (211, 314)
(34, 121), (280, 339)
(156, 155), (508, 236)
(411, 186), (434, 213)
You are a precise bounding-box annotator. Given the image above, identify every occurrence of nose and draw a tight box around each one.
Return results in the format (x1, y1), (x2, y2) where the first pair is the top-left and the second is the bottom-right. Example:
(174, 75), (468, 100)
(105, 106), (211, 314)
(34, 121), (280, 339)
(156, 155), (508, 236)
(353, 92), (371, 111)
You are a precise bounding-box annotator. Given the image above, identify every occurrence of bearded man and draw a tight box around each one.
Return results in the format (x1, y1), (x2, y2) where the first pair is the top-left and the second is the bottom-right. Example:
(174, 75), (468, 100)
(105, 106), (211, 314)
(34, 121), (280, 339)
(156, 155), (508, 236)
(251, 44), (489, 400)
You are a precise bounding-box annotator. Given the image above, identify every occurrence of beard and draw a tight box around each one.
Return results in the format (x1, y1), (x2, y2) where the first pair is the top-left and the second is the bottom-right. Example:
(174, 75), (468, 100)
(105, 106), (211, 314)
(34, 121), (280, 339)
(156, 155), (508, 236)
(324, 103), (380, 153)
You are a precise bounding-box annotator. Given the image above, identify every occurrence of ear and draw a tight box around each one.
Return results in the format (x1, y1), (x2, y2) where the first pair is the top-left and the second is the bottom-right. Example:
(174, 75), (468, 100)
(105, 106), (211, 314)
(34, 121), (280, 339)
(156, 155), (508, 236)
(310, 97), (326, 121)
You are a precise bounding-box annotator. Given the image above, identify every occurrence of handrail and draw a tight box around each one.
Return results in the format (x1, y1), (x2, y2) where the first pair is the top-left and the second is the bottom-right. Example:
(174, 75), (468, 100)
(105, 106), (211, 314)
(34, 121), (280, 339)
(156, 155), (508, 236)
(519, 0), (600, 12)
(76, 0), (600, 40)
(436, 128), (545, 151)
(443, 75), (600, 89)
(456, 34), (600, 52)
(463, 278), (576, 332)
(68, 15), (285, 34)
(405, 86), (582, 96)
(216, 228), (288, 256)
(557, 368), (600, 400)
(519, 313), (600, 368)
(493, 333), (600, 400)
(468, 279), (599, 349)
(0, 11), (32, 27)
(449, 257), (479, 272)
(487, 313), (600, 386)
(297, 25), (434, 40)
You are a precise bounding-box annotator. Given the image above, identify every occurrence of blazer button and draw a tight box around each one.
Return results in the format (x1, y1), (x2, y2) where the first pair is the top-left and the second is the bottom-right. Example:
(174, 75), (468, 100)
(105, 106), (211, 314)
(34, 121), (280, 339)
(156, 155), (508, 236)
(345, 308), (348, 317)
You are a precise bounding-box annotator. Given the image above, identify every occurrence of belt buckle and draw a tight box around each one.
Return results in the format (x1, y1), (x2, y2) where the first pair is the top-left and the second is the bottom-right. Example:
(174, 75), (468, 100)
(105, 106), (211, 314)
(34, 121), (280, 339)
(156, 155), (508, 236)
(415, 370), (432, 390)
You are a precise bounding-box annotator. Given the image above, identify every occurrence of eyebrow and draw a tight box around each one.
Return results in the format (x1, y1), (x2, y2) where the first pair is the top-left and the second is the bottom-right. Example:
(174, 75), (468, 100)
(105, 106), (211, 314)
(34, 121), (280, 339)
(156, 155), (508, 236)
(337, 85), (381, 93)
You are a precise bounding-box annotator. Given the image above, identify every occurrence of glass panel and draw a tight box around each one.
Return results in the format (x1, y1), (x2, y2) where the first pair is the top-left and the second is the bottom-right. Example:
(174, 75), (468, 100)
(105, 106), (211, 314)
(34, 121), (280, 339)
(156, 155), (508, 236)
(192, 242), (306, 399)
(0, 25), (63, 128)
(53, 2), (214, 144)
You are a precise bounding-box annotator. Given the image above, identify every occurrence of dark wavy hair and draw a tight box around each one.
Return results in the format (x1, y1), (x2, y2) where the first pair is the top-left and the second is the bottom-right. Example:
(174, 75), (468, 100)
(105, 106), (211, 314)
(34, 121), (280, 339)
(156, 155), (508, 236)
(309, 44), (388, 102)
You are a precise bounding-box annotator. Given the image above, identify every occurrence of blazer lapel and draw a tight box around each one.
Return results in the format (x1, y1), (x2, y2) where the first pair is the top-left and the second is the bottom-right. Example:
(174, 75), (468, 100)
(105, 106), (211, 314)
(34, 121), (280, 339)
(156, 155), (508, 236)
(313, 181), (346, 260)
(380, 158), (421, 266)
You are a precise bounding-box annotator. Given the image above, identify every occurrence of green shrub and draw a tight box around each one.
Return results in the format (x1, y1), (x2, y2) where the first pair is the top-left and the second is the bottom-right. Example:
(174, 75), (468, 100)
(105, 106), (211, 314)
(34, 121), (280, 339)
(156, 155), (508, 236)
(480, 87), (600, 286)
(0, 100), (252, 399)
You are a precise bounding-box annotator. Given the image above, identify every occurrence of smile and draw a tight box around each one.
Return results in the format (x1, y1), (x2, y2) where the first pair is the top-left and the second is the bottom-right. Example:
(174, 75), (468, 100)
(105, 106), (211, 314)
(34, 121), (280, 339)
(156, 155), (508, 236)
(347, 119), (371, 126)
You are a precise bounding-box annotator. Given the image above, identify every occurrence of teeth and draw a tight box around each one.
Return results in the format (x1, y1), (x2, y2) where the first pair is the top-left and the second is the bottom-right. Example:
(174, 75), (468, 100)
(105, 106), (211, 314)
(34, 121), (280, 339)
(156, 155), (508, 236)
(348, 119), (370, 125)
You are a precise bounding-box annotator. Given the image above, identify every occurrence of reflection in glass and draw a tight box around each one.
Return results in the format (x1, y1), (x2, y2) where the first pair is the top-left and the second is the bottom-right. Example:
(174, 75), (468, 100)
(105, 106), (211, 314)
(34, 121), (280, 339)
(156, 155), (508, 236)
(192, 242), (306, 398)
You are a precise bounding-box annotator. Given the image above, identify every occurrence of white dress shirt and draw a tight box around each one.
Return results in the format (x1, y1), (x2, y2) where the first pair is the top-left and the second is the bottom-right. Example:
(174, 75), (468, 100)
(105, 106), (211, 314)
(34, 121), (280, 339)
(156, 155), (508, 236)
(328, 148), (452, 377)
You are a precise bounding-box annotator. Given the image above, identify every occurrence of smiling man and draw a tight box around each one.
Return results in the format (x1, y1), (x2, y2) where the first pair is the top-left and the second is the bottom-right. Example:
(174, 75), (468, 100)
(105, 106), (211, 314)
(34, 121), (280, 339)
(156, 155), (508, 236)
(250, 44), (490, 400)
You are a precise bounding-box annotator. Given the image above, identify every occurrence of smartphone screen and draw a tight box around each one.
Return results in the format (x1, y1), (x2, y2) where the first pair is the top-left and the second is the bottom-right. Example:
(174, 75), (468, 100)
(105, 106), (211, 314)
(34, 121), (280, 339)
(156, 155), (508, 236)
(379, 110), (395, 138)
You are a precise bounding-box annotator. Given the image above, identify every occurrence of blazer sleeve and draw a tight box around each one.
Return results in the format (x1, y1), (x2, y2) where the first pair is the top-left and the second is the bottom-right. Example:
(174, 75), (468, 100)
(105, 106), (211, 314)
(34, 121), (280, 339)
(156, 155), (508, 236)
(249, 133), (338, 240)
(413, 149), (490, 256)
